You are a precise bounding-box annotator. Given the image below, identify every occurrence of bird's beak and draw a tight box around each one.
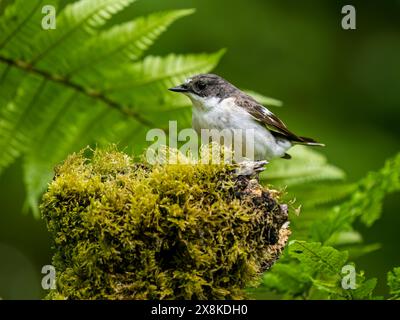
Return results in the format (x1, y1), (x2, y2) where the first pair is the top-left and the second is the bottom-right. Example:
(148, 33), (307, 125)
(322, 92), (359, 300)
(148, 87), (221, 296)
(168, 84), (188, 93)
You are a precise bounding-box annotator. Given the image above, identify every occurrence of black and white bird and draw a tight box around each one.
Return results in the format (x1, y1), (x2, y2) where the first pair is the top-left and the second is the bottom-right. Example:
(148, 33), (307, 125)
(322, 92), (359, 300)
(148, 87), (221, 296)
(169, 74), (324, 161)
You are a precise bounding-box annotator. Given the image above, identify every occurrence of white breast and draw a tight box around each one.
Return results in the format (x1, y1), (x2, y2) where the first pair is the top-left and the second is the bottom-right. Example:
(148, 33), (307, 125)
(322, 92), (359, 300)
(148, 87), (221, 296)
(191, 97), (292, 160)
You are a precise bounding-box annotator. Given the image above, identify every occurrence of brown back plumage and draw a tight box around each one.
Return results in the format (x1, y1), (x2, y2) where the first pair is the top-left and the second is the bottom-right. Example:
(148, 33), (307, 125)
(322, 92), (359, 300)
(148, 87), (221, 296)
(234, 93), (324, 146)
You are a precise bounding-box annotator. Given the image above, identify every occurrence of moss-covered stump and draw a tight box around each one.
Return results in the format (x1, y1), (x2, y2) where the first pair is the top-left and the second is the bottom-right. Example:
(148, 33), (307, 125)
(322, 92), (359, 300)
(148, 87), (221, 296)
(41, 148), (290, 299)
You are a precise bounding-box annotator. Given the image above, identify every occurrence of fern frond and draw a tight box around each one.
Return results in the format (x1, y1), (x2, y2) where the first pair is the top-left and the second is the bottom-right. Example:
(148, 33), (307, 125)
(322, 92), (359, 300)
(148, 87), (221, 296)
(311, 152), (400, 243)
(289, 241), (347, 275)
(0, 65), (23, 108)
(30, 0), (136, 67)
(388, 267), (400, 300)
(343, 243), (381, 260)
(262, 263), (310, 296)
(23, 97), (123, 217)
(359, 152), (400, 225)
(17, 51), (221, 213)
(66, 9), (195, 78)
(0, 74), (46, 172)
(289, 183), (357, 209)
(262, 145), (346, 186)
(264, 240), (378, 299)
(0, 0), (59, 58)
(0, 0), (224, 214)
(103, 51), (225, 110)
(22, 102), (194, 217)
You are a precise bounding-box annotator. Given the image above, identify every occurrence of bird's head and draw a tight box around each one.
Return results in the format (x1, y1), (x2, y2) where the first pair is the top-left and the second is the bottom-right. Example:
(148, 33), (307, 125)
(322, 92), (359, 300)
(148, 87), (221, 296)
(169, 74), (236, 107)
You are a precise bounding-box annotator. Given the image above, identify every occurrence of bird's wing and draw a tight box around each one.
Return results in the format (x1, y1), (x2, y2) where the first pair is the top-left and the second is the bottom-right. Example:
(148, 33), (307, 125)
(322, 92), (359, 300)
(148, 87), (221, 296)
(235, 94), (299, 140)
(234, 93), (323, 145)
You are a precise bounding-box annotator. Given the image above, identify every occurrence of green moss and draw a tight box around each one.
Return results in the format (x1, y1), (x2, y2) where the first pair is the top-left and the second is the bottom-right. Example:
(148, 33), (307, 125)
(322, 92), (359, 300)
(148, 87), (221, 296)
(41, 146), (290, 300)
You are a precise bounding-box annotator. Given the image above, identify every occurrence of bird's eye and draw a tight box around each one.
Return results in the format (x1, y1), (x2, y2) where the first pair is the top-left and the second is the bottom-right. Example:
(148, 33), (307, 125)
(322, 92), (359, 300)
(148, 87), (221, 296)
(196, 81), (207, 91)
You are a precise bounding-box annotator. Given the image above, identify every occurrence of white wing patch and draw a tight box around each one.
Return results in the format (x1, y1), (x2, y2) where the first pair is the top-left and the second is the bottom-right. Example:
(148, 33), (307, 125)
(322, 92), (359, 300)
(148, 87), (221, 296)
(260, 106), (273, 116)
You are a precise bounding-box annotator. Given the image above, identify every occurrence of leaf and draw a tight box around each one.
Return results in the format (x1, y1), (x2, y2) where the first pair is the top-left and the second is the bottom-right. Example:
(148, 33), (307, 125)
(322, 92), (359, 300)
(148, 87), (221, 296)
(387, 267), (400, 299)
(287, 241), (377, 299)
(66, 9), (195, 78)
(310, 207), (353, 244)
(358, 153), (400, 226)
(23, 94), (114, 217)
(288, 241), (348, 276)
(0, 75), (47, 172)
(328, 231), (381, 259)
(262, 146), (346, 187)
(311, 274), (377, 300)
(311, 152), (400, 243)
(265, 241), (379, 299)
(287, 183), (356, 209)
(310, 278), (343, 296)
(20, 49), (222, 212)
(352, 277), (377, 300)
(0, 0), (59, 58)
(343, 243), (381, 260)
(103, 50), (225, 110)
(262, 262), (311, 296)
(31, 0), (136, 67)
(21, 51), (222, 213)
(0, 0), (224, 214)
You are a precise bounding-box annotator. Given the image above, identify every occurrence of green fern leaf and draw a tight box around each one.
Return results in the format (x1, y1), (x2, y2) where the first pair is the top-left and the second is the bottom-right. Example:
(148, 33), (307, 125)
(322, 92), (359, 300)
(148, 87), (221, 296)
(288, 183), (356, 209)
(352, 277), (377, 299)
(20, 52), (221, 214)
(388, 267), (400, 300)
(311, 152), (400, 243)
(310, 272), (376, 299)
(344, 243), (382, 260)
(0, 75), (47, 172)
(262, 262), (310, 296)
(358, 152), (400, 226)
(262, 145), (346, 187)
(103, 50), (225, 109)
(21, 51), (221, 214)
(66, 9), (195, 78)
(30, 0), (136, 67)
(289, 241), (348, 276)
(23, 97), (129, 217)
(0, 0), (59, 58)
(22, 104), (193, 216)
(0, 0), (224, 214)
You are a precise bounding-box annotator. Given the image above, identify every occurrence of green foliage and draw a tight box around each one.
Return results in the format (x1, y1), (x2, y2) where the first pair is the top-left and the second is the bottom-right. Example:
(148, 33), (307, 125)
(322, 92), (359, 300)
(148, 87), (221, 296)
(41, 147), (290, 299)
(288, 241), (348, 276)
(260, 240), (377, 300)
(263, 146), (346, 187)
(0, 0), (399, 301)
(0, 0), (224, 216)
(387, 267), (400, 300)
(261, 262), (311, 298)
(262, 146), (350, 241)
(255, 150), (400, 300)
(347, 152), (400, 226)
(311, 152), (400, 244)
(0, 0), (280, 217)
(263, 148), (400, 246)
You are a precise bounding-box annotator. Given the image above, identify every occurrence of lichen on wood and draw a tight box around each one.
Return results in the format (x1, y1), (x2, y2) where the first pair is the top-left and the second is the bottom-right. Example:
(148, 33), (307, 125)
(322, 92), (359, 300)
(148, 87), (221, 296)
(41, 146), (290, 299)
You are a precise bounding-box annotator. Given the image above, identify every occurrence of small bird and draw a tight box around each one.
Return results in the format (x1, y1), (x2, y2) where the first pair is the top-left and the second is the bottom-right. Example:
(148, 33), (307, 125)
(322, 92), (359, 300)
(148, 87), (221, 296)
(169, 74), (324, 161)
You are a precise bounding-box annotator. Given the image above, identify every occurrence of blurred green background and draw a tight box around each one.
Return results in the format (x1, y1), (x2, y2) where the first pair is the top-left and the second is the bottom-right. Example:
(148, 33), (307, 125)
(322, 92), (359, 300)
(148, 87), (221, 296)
(0, 0), (399, 299)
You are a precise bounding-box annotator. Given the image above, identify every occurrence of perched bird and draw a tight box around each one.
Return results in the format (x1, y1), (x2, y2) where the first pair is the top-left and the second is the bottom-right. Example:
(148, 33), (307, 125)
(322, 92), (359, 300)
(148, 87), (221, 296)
(169, 74), (324, 161)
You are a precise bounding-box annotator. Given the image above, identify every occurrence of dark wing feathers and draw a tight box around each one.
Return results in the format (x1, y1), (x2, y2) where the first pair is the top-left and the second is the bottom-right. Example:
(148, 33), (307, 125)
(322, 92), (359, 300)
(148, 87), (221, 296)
(234, 93), (324, 146)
